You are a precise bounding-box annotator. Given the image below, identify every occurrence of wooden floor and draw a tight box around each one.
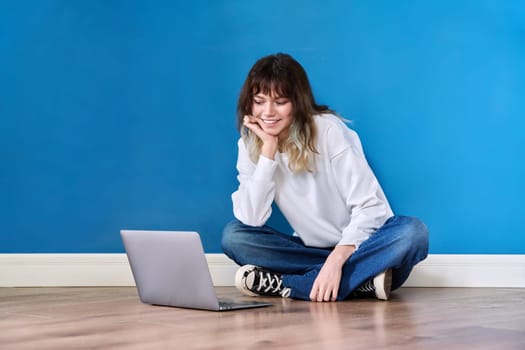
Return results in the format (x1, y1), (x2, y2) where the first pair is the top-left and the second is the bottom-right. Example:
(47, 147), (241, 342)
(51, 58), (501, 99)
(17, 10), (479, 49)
(1, 287), (524, 349)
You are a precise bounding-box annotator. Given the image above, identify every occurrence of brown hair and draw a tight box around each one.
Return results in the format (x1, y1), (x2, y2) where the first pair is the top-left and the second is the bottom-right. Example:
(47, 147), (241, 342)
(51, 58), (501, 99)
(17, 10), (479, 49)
(237, 53), (333, 172)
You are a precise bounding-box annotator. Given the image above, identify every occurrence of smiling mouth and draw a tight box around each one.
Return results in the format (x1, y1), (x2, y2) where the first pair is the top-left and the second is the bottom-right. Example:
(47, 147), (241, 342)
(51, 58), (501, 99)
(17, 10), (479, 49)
(261, 119), (280, 125)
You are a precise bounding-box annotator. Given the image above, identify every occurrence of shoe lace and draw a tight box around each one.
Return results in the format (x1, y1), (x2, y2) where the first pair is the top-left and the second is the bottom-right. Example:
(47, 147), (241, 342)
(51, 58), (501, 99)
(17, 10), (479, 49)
(356, 279), (375, 293)
(255, 271), (283, 294)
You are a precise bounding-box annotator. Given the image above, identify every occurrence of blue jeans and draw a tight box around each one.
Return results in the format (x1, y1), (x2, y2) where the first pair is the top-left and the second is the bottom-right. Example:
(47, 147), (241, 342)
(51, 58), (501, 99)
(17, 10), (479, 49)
(221, 216), (429, 301)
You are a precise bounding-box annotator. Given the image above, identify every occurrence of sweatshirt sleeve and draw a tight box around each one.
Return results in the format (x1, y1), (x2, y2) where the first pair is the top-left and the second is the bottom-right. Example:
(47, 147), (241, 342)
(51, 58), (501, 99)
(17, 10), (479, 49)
(231, 139), (277, 226)
(329, 130), (391, 249)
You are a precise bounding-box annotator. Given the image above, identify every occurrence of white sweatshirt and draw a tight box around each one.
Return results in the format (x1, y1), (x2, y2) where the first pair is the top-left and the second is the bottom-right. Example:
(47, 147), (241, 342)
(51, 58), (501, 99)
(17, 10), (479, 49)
(232, 113), (393, 249)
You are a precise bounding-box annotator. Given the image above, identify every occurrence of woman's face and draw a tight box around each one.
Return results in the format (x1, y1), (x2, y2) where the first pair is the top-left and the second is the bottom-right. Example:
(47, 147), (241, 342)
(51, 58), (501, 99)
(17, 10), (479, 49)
(251, 92), (294, 141)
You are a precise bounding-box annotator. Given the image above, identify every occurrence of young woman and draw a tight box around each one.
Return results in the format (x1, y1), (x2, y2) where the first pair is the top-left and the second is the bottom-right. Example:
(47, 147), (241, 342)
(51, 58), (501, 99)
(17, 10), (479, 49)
(222, 53), (428, 302)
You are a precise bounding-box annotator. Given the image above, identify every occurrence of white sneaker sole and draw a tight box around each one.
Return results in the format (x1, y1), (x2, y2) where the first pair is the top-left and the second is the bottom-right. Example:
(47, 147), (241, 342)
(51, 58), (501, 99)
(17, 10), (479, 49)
(234, 265), (259, 297)
(374, 269), (392, 300)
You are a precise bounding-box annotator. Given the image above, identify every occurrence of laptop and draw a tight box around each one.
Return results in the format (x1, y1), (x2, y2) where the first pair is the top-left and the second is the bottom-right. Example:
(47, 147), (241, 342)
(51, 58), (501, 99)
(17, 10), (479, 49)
(120, 230), (272, 311)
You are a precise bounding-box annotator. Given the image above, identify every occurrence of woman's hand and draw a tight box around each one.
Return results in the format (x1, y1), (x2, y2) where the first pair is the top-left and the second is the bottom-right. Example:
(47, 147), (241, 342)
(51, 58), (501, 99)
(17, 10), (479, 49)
(310, 259), (343, 302)
(310, 245), (356, 302)
(243, 115), (279, 160)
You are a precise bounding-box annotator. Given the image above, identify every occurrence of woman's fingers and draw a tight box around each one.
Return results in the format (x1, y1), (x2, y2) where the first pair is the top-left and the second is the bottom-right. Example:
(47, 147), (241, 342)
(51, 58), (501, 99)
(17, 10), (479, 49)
(243, 115), (264, 136)
(310, 280), (338, 302)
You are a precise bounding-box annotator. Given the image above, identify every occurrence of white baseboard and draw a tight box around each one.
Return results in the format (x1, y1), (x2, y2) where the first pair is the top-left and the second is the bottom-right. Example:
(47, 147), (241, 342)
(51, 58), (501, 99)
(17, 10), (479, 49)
(404, 254), (525, 287)
(0, 254), (524, 288)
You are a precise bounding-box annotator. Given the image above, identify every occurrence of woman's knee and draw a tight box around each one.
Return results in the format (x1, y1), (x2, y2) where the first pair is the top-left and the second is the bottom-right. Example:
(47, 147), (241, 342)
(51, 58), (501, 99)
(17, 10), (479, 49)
(392, 216), (429, 252)
(221, 220), (249, 253)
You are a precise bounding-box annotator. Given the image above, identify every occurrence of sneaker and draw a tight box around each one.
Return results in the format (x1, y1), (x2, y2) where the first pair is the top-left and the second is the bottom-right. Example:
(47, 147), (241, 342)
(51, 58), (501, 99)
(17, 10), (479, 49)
(354, 269), (392, 300)
(235, 265), (291, 298)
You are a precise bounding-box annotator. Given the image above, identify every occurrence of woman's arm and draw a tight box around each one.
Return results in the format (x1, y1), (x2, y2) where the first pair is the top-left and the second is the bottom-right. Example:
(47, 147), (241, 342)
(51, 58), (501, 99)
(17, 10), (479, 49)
(309, 124), (391, 301)
(231, 117), (280, 226)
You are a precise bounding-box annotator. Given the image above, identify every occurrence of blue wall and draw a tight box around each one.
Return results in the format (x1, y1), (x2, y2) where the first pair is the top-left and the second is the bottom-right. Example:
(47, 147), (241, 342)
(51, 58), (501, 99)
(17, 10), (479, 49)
(1, 1), (524, 253)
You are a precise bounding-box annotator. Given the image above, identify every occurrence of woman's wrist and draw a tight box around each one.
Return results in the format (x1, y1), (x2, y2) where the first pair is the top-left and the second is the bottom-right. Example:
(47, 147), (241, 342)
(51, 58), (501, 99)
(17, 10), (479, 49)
(327, 245), (356, 266)
(261, 141), (278, 160)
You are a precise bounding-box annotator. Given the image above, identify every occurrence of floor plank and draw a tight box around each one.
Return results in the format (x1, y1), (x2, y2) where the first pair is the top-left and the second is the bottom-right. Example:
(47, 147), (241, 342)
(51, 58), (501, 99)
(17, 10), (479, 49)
(1, 287), (524, 349)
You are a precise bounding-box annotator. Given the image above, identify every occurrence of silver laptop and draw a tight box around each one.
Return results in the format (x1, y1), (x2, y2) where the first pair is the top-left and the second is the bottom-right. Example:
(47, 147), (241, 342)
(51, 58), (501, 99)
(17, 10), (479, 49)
(121, 230), (272, 311)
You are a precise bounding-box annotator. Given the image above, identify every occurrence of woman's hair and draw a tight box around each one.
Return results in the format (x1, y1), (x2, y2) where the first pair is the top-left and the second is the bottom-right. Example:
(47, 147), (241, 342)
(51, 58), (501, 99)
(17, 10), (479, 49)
(237, 53), (333, 173)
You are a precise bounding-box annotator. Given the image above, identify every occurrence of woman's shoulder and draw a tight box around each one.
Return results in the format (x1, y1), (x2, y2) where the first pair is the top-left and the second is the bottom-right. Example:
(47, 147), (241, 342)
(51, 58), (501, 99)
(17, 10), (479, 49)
(314, 112), (343, 127)
(314, 113), (360, 142)
(314, 113), (363, 156)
